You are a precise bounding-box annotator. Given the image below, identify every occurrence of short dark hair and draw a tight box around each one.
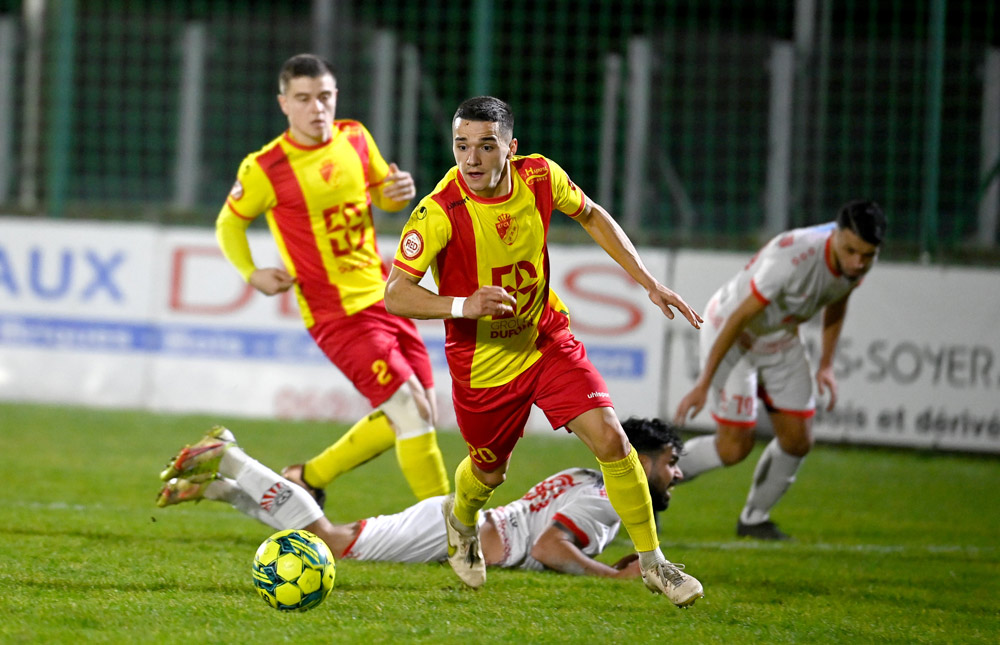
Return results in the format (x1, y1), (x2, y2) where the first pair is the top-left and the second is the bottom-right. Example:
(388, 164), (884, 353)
(836, 200), (886, 246)
(621, 417), (684, 458)
(279, 54), (336, 94)
(453, 96), (514, 141)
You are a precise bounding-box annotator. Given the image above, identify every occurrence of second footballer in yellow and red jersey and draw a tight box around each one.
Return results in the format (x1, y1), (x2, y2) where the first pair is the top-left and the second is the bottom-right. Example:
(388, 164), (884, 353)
(213, 54), (449, 506)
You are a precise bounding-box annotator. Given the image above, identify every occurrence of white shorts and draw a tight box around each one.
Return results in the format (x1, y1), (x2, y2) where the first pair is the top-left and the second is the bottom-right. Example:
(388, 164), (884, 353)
(702, 326), (815, 427)
(343, 496), (483, 564)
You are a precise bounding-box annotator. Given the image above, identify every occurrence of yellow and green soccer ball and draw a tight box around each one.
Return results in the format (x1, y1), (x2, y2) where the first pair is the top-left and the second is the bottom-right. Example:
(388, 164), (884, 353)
(252, 529), (336, 611)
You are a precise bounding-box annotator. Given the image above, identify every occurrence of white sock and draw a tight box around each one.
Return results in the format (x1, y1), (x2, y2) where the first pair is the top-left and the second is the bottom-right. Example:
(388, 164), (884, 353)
(740, 439), (803, 525)
(206, 477), (284, 530)
(219, 445), (324, 529)
(676, 435), (724, 480)
(637, 548), (666, 571)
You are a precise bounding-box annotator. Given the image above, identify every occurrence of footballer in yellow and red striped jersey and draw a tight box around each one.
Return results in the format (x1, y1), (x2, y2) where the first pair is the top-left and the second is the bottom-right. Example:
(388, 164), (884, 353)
(220, 117), (393, 326)
(385, 96), (704, 605)
(392, 154), (585, 389)
(212, 54), (449, 507)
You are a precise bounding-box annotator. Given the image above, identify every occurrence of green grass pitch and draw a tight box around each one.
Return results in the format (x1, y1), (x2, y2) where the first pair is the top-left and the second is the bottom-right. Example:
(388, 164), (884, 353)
(1, 402), (997, 643)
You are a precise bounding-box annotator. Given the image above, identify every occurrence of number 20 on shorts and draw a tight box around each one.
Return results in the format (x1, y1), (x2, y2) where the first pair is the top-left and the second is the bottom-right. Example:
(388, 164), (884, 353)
(466, 442), (497, 464)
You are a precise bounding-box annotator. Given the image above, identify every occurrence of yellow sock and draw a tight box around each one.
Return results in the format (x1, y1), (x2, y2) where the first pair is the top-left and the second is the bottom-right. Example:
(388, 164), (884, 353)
(303, 411), (396, 488)
(452, 456), (496, 528)
(599, 447), (659, 552)
(396, 431), (450, 499)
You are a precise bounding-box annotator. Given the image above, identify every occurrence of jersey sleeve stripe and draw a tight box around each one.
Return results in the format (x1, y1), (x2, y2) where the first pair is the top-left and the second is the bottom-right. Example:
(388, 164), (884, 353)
(749, 279), (770, 305)
(392, 258), (426, 278)
(567, 193), (588, 217)
(552, 513), (591, 548)
(225, 198), (254, 220)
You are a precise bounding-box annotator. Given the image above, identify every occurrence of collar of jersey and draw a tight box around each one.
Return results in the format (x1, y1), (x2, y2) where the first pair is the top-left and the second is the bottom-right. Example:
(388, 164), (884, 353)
(823, 234), (842, 277)
(282, 129), (334, 152)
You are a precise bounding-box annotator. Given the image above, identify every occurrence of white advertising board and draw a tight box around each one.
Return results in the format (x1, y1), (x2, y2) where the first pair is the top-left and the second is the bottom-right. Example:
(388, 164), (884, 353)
(0, 218), (158, 407)
(1, 218), (667, 436)
(665, 250), (1000, 453)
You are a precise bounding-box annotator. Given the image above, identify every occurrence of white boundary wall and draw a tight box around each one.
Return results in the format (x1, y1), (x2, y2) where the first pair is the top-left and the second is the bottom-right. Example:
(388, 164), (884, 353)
(1, 217), (997, 453)
(0, 217), (663, 436)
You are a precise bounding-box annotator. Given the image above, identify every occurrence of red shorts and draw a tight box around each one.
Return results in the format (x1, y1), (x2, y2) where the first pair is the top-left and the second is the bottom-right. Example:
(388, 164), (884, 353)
(452, 336), (614, 470)
(309, 300), (434, 408)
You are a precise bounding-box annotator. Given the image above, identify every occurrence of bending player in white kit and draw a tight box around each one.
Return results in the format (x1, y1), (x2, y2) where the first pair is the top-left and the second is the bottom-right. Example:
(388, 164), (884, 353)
(157, 417), (692, 585)
(673, 200), (886, 540)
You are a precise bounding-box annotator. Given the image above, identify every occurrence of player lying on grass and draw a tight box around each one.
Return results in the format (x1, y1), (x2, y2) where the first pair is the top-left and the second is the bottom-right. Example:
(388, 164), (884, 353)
(157, 417), (702, 604)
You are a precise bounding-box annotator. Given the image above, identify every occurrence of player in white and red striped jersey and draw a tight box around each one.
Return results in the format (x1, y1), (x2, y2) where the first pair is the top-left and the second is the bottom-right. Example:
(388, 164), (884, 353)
(157, 417), (688, 581)
(674, 200), (886, 540)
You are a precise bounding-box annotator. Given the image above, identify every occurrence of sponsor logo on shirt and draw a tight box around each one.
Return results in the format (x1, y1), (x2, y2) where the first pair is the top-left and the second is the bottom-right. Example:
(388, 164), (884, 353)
(496, 213), (518, 245)
(401, 230), (424, 260)
(260, 481), (293, 513)
(522, 166), (549, 185)
(524, 472), (575, 513)
(229, 179), (244, 200)
(587, 391), (611, 399)
(489, 317), (534, 339)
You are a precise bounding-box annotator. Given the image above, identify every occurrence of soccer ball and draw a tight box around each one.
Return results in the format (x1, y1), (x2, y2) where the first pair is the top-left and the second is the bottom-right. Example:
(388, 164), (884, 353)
(251, 529), (336, 612)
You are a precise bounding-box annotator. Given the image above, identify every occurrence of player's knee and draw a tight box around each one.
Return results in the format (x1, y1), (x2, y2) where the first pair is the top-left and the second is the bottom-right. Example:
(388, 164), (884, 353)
(779, 434), (813, 457)
(379, 382), (434, 439)
(594, 425), (630, 462)
(716, 433), (754, 465)
(473, 461), (507, 488)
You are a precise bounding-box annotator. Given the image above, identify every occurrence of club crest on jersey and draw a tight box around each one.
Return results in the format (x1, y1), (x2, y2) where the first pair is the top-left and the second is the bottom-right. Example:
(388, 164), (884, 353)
(229, 179), (244, 200)
(319, 159), (335, 183)
(496, 213), (518, 245)
(401, 229), (424, 260)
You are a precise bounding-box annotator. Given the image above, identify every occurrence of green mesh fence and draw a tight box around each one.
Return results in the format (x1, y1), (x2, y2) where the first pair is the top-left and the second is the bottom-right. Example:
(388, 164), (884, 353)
(0, 0), (997, 260)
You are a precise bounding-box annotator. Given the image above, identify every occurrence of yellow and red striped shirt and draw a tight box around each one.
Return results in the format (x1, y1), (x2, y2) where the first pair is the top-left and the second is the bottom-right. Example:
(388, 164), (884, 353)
(217, 120), (395, 327)
(393, 154), (587, 387)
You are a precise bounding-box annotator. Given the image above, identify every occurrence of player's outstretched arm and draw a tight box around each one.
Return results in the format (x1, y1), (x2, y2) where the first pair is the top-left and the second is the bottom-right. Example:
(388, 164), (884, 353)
(816, 295), (850, 411)
(575, 201), (702, 329)
(385, 267), (515, 320)
(674, 292), (766, 425)
(530, 524), (640, 578)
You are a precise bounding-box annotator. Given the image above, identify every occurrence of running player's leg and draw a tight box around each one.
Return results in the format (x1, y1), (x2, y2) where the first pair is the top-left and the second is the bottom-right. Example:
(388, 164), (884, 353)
(381, 376), (449, 499)
(737, 343), (815, 540)
(677, 347), (758, 479)
(380, 314), (449, 497)
(444, 377), (531, 587)
(296, 309), (447, 500)
(536, 338), (702, 606)
(567, 409), (659, 559)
